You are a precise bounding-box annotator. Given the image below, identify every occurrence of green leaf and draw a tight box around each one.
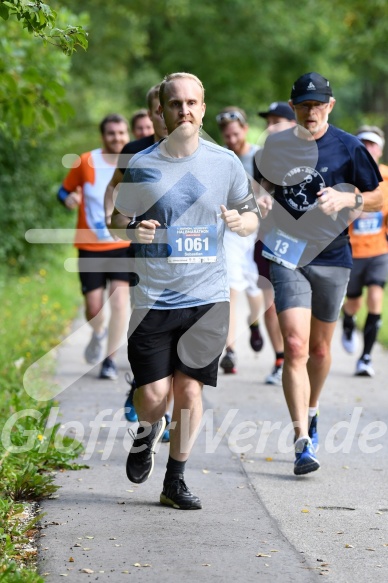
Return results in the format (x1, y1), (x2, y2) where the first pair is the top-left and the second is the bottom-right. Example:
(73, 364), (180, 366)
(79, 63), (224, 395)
(42, 88), (57, 104)
(22, 68), (44, 84)
(48, 26), (62, 37)
(21, 103), (36, 126)
(47, 80), (66, 97)
(57, 100), (75, 122)
(41, 107), (56, 128)
(2, 73), (18, 94)
(39, 10), (48, 27)
(0, 4), (9, 20)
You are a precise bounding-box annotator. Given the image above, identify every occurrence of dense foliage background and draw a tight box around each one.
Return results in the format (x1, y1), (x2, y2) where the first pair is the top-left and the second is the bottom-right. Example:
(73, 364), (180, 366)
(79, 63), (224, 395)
(2, 0), (388, 270)
(1, 4), (387, 579)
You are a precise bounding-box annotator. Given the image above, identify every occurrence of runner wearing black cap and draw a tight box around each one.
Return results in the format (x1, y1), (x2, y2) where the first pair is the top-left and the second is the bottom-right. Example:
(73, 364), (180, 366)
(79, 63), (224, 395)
(257, 101), (296, 134)
(256, 72), (382, 475)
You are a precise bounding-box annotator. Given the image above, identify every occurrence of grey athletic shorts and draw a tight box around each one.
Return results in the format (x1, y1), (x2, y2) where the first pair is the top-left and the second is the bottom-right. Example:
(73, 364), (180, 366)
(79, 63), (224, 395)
(347, 254), (388, 298)
(269, 263), (351, 323)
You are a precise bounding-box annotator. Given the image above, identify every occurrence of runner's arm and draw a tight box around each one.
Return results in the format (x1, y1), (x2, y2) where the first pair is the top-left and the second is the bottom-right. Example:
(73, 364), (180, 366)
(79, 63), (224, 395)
(220, 205), (258, 237)
(110, 209), (161, 244)
(104, 167), (124, 227)
(57, 185), (82, 209)
(257, 178), (274, 218)
(317, 185), (382, 215)
(110, 207), (133, 240)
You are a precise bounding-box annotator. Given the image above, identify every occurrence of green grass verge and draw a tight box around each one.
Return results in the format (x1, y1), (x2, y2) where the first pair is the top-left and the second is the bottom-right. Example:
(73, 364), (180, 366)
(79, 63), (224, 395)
(0, 247), (85, 581)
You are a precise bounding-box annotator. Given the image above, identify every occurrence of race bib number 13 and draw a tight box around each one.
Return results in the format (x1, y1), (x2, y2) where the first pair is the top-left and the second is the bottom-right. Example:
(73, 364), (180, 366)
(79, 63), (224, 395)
(262, 228), (307, 270)
(167, 225), (217, 263)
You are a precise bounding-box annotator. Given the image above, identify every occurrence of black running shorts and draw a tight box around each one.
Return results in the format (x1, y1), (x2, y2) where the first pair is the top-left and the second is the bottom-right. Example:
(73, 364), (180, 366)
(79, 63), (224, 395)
(127, 302), (229, 387)
(78, 248), (136, 294)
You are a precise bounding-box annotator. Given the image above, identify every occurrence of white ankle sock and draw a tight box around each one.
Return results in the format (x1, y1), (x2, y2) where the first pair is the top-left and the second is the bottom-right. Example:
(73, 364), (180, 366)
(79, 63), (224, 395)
(295, 436), (310, 452)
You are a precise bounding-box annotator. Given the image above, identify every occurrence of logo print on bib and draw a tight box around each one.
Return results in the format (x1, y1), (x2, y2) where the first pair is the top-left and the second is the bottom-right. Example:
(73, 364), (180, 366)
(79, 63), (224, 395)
(282, 166), (325, 213)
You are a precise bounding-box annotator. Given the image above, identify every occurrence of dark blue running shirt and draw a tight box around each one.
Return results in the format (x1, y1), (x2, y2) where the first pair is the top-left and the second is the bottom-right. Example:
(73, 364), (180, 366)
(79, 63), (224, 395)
(256, 125), (382, 267)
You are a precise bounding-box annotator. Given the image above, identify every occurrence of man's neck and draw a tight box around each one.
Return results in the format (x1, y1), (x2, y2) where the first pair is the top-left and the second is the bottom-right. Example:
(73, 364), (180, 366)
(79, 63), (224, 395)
(163, 134), (200, 158)
(101, 150), (119, 165)
(311, 123), (329, 141)
(234, 142), (251, 157)
(294, 123), (329, 141)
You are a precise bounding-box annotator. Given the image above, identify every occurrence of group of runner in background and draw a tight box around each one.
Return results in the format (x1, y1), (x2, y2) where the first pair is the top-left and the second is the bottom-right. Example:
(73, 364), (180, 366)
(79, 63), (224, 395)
(57, 74), (387, 498)
(58, 82), (388, 403)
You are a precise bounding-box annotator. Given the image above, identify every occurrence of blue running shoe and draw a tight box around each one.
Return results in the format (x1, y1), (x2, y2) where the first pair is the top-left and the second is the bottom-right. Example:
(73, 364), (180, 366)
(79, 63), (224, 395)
(308, 413), (319, 451)
(294, 438), (320, 476)
(162, 413), (171, 443)
(124, 373), (138, 423)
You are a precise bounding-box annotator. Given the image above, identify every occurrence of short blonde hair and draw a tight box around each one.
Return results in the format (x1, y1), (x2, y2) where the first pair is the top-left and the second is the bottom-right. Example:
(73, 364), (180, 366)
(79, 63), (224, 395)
(159, 72), (205, 105)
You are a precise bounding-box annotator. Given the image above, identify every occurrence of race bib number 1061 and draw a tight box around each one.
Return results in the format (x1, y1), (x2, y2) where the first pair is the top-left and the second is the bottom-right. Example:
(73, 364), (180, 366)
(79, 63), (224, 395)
(167, 225), (217, 263)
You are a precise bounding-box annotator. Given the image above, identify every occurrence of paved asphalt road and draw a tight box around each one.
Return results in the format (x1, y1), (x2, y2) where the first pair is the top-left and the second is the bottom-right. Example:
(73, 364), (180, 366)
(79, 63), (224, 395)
(38, 296), (388, 582)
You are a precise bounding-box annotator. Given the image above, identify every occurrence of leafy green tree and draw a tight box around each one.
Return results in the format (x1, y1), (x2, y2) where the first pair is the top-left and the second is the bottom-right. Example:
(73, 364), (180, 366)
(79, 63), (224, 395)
(0, 1), (88, 270)
(4, 0), (388, 272)
(0, 0), (88, 139)
(332, 0), (388, 152)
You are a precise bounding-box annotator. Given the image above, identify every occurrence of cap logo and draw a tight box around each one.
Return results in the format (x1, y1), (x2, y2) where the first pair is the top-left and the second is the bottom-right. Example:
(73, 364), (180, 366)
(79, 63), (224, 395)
(307, 82), (316, 90)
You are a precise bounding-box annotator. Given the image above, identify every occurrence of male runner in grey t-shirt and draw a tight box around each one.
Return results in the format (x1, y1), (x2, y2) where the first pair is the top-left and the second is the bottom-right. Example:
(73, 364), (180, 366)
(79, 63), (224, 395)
(111, 72), (259, 510)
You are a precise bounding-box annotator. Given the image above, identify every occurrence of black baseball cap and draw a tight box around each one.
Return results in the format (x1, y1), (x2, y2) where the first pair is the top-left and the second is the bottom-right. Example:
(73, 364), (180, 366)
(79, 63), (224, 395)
(257, 101), (295, 121)
(290, 72), (333, 105)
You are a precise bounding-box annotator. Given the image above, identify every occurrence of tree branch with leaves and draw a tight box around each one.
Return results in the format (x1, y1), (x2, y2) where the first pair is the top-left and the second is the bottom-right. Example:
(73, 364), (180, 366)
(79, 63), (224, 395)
(0, 0), (88, 54)
(0, 0), (89, 139)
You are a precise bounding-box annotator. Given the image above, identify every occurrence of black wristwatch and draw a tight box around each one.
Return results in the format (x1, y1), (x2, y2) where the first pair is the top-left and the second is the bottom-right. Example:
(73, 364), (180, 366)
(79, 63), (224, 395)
(354, 193), (363, 209)
(126, 220), (140, 228)
(126, 220), (141, 239)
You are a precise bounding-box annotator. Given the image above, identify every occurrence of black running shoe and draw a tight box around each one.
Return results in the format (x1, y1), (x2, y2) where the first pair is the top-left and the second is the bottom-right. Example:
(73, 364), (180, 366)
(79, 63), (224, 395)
(126, 417), (166, 484)
(249, 323), (264, 352)
(160, 474), (202, 510)
(220, 349), (237, 374)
